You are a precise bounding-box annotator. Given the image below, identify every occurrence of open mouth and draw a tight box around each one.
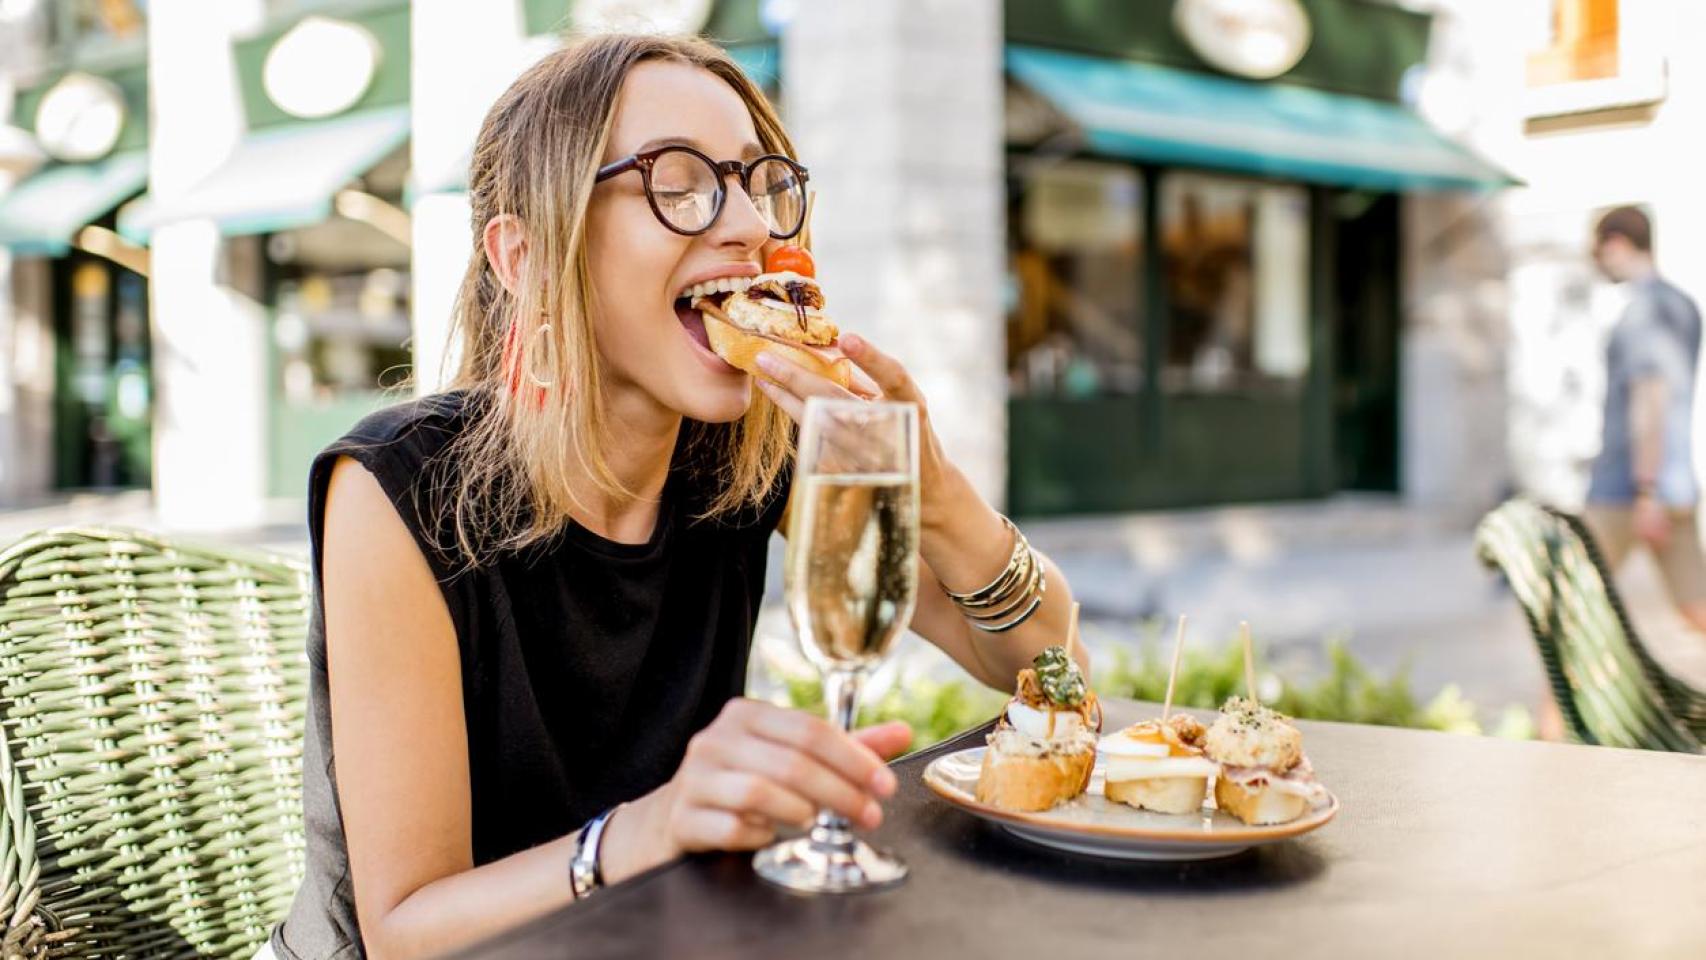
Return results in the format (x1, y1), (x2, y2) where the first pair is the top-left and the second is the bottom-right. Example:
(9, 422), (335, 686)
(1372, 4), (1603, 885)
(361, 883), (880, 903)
(674, 291), (735, 367)
(674, 296), (710, 350)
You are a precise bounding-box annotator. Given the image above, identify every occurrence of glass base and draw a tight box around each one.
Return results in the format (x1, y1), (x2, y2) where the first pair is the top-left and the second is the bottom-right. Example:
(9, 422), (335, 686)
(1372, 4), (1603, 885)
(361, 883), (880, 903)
(752, 835), (908, 894)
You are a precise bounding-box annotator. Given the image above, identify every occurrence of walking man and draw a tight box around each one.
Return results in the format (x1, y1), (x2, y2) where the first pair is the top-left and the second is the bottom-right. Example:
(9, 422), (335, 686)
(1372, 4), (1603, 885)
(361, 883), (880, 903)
(1585, 206), (1706, 635)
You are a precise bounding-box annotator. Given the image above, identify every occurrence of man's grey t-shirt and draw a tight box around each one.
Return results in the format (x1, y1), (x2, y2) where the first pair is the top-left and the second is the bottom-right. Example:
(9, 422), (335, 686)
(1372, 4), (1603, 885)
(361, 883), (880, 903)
(1588, 276), (1703, 507)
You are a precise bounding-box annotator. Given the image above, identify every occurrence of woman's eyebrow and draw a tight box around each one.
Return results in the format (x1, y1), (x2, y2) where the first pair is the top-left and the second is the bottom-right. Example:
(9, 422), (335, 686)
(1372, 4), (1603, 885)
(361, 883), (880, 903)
(632, 136), (767, 160)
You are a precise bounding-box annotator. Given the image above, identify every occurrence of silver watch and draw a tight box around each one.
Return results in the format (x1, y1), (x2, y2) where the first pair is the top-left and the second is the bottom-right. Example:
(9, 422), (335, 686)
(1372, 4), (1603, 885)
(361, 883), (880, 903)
(570, 806), (617, 900)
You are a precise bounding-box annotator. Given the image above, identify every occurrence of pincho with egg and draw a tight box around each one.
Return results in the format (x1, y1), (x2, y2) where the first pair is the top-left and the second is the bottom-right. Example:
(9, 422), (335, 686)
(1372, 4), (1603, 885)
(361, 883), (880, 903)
(975, 640), (1102, 813)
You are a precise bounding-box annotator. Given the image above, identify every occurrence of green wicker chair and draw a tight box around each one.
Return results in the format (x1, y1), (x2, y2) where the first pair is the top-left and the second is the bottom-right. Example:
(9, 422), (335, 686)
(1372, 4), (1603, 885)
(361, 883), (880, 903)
(1475, 499), (1705, 753)
(0, 527), (310, 958)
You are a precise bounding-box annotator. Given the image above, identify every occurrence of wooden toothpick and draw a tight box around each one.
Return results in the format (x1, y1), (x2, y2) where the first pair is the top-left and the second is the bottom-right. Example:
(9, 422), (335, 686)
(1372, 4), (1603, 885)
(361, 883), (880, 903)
(1161, 614), (1188, 721)
(1240, 621), (1257, 703)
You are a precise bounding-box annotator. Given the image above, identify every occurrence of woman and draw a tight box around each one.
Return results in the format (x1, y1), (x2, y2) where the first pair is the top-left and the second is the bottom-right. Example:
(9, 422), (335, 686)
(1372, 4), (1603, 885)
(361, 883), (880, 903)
(272, 33), (1081, 959)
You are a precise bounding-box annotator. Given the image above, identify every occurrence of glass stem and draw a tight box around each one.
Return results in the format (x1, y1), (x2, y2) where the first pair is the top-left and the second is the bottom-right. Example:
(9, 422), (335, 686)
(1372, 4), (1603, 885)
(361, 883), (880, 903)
(809, 668), (863, 850)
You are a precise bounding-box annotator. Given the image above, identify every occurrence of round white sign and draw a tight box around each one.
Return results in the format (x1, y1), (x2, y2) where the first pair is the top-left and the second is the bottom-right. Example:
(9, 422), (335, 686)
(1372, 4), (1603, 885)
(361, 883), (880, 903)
(264, 16), (382, 120)
(1173, 0), (1312, 81)
(35, 72), (126, 162)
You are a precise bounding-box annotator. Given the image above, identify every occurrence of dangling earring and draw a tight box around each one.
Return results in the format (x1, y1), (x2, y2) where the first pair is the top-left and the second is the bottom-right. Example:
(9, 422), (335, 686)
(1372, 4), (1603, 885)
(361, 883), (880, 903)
(525, 321), (557, 389)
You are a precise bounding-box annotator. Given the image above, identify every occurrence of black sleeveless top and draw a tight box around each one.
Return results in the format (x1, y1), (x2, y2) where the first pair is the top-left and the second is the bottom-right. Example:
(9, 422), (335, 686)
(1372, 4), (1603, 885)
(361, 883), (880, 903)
(273, 391), (788, 959)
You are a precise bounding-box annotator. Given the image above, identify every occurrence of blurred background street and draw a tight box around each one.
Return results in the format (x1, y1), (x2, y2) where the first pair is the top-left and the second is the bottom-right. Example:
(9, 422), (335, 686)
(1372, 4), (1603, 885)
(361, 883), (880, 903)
(5, 0), (1706, 732)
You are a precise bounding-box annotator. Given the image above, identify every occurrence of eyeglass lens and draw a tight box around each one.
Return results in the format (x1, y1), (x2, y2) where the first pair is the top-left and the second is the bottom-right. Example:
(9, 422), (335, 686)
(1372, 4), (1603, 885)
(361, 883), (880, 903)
(648, 150), (804, 236)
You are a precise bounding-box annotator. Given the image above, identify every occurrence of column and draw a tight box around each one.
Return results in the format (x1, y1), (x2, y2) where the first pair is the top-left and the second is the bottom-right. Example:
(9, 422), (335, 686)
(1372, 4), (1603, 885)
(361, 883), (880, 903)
(147, 0), (268, 529)
(410, 2), (537, 393)
(782, 1), (1008, 504)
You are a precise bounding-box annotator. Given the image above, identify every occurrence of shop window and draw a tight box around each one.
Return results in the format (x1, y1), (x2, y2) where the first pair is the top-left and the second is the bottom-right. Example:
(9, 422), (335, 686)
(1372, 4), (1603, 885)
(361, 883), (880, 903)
(48, 0), (146, 55)
(1159, 173), (1309, 393)
(272, 268), (410, 404)
(267, 143), (412, 405)
(1528, 0), (1619, 87)
(1007, 159), (1144, 398)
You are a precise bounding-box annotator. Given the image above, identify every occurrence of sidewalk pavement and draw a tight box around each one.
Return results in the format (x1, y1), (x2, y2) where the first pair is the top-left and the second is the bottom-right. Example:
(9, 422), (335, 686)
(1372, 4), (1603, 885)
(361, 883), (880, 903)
(6, 491), (1703, 724)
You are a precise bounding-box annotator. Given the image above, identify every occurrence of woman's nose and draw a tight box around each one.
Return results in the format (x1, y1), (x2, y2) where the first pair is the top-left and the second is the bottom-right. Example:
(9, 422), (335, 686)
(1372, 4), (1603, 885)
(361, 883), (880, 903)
(712, 175), (770, 249)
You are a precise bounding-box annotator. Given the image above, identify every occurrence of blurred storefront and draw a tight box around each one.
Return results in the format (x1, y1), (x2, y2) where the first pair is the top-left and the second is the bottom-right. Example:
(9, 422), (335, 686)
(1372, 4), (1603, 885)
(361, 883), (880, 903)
(0, 1), (151, 503)
(999, 1), (1509, 515)
(3, 0), (1558, 525)
(124, 2), (411, 506)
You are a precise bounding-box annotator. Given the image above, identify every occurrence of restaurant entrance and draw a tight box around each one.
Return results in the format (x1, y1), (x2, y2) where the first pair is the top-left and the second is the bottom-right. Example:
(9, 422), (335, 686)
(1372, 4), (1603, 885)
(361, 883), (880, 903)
(50, 251), (151, 490)
(1331, 191), (1401, 493)
(1005, 160), (1331, 516)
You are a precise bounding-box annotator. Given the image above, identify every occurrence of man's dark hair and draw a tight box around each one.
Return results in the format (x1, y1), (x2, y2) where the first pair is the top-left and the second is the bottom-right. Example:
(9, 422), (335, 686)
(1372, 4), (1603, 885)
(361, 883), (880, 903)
(1595, 206), (1653, 253)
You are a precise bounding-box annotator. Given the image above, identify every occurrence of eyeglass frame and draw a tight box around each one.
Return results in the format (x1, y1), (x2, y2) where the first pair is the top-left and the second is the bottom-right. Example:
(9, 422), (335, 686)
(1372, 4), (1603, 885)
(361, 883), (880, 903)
(594, 145), (811, 240)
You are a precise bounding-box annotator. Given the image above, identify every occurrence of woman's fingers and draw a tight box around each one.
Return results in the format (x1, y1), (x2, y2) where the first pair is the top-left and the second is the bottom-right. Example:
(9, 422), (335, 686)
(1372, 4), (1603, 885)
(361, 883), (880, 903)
(755, 351), (855, 403)
(707, 735), (882, 829)
(741, 702), (898, 800)
(852, 720), (914, 761)
(753, 377), (804, 421)
(839, 334), (919, 403)
(673, 807), (775, 852)
(689, 770), (818, 830)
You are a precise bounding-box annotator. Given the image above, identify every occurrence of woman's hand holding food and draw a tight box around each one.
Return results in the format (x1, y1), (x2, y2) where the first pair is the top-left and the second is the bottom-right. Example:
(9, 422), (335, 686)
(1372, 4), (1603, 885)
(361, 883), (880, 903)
(601, 700), (911, 882)
(741, 246), (1079, 690)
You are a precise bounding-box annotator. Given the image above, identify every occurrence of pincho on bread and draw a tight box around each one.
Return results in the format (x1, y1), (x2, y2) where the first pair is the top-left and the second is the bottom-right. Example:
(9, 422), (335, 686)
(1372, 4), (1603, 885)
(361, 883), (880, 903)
(1202, 697), (1328, 825)
(1100, 713), (1219, 815)
(688, 245), (853, 387)
(976, 646), (1102, 813)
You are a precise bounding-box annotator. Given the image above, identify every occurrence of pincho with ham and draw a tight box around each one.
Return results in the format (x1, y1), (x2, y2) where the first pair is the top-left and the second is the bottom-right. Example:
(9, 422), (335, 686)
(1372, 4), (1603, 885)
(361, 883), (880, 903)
(1203, 697), (1329, 826)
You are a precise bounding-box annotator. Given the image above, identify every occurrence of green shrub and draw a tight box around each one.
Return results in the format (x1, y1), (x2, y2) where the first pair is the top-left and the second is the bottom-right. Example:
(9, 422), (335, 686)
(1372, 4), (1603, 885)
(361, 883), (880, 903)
(780, 627), (1528, 750)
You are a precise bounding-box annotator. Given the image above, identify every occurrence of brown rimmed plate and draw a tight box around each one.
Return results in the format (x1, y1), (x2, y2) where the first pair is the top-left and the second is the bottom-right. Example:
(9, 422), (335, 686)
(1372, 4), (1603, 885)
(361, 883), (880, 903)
(922, 746), (1339, 861)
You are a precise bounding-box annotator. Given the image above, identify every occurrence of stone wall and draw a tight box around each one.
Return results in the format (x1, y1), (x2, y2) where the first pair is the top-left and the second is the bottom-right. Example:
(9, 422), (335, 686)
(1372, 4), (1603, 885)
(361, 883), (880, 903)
(782, 0), (1008, 504)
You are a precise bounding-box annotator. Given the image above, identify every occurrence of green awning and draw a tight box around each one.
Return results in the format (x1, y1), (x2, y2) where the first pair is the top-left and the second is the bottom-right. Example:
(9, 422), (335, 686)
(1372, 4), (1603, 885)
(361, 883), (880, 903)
(0, 151), (149, 256)
(1007, 46), (1515, 193)
(120, 106), (409, 242)
(727, 43), (778, 87)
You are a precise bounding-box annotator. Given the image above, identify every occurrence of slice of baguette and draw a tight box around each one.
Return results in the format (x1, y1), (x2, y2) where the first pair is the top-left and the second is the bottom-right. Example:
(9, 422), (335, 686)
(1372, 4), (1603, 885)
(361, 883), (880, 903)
(1214, 776), (1308, 826)
(975, 743), (1094, 812)
(699, 307), (852, 388)
(1105, 775), (1209, 815)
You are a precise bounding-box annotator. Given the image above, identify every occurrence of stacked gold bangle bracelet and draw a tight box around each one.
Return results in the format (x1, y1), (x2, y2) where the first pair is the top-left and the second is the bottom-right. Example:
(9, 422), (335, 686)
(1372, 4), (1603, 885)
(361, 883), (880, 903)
(947, 517), (1046, 633)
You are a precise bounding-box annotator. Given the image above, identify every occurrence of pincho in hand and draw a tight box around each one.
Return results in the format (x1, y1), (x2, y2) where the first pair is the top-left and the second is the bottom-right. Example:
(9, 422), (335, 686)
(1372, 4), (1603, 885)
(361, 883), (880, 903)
(975, 646), (1101, 812)
(688, 245), (853, 387)
(1203, 697), (1328, 826)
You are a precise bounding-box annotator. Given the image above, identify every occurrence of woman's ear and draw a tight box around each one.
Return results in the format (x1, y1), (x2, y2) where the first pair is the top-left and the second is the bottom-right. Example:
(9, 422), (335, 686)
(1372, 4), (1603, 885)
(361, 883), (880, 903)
(483, 214), (529, 298)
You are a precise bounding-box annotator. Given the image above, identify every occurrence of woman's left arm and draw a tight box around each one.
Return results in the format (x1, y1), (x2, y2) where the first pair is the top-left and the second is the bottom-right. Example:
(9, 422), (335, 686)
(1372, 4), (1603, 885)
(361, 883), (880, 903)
(755, 334), (1083, 690)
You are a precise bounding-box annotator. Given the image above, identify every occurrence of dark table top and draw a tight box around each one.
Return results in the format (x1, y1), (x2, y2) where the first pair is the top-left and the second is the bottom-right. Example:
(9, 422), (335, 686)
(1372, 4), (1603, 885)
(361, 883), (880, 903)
(458, 698), (1706, 959)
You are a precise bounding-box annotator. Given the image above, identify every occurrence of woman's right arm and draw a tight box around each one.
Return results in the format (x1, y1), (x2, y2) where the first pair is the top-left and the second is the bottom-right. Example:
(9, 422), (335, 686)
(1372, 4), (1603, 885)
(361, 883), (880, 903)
(321, 457), (908, 959)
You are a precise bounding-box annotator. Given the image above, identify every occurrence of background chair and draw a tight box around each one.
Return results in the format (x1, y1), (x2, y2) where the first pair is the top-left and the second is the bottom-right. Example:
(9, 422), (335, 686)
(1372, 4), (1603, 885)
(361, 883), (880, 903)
(0, 527), (309, 958)
(1475, 499), (1704, 753)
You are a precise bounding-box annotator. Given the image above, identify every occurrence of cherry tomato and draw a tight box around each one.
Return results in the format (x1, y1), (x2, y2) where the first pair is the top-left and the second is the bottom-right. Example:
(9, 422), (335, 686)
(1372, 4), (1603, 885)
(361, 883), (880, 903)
(764, 245), (815, 278)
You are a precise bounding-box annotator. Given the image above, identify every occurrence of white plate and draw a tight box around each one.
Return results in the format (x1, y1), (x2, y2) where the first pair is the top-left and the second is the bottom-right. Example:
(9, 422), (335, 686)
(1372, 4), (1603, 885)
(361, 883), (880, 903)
(922, 746), (1338, 861)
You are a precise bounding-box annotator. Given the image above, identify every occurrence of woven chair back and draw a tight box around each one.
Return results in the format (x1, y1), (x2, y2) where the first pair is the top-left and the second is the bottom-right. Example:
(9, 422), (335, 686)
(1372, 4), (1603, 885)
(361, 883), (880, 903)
(1475, 500), (1702, 753)
(0, 528), (310, 958)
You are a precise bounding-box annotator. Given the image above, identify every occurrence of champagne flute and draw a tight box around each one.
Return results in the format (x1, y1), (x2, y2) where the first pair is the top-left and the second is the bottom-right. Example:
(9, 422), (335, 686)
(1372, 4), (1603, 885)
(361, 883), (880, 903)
(753, 397), (920, 893)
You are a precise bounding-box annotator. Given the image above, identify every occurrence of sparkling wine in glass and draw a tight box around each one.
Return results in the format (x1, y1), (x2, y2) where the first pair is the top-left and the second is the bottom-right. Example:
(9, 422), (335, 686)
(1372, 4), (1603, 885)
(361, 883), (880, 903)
(753, 397), (920, 893)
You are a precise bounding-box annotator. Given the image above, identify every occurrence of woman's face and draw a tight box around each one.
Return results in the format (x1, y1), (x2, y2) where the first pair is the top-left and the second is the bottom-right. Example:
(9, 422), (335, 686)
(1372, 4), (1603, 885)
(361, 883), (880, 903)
(585, 60), (775, 425)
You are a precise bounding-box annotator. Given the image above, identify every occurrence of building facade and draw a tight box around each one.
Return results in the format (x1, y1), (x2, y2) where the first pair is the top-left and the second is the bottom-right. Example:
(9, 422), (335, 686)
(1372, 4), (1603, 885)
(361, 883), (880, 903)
(4, 0), (1677, 528)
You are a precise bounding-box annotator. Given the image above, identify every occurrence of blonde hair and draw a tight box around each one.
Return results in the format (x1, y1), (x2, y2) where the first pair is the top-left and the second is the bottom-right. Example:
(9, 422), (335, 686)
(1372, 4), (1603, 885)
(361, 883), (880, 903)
(439, 33), (795, 567)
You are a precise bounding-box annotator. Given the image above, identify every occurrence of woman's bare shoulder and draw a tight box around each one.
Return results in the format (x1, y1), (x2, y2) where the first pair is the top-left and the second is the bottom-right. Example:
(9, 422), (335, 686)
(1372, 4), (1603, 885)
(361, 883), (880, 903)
(323, 455), (445, 609)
